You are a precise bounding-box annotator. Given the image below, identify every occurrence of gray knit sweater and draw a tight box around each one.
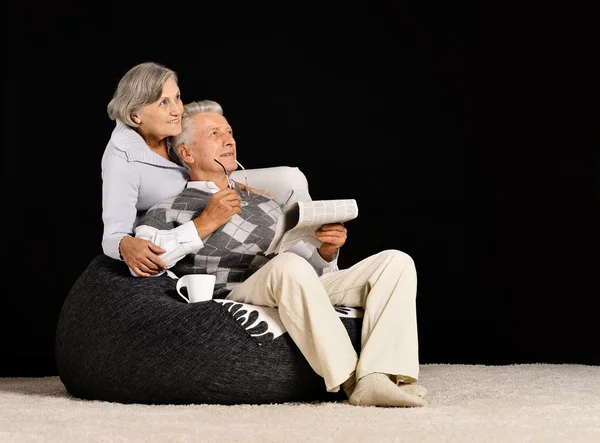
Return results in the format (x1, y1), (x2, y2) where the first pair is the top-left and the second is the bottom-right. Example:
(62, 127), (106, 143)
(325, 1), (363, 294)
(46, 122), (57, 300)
(136, 187), (282, 298)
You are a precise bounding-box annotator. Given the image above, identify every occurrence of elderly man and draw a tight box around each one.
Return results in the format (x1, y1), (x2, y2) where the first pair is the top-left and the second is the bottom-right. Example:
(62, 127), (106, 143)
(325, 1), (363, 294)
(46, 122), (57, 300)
(130, 100), (427, 408)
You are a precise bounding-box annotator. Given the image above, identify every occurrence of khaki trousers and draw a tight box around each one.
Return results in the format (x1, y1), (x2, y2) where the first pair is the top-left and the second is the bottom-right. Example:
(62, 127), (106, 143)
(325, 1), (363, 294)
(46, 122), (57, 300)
(226, 249), (420, 392)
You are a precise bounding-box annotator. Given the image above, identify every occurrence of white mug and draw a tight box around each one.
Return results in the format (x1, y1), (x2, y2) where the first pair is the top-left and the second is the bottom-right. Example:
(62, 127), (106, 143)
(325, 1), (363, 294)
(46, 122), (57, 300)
(176, 274), (216, 303)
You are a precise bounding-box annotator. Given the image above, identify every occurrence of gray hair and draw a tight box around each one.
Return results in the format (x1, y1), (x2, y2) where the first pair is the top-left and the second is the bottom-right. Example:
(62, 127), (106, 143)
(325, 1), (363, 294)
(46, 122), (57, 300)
(170, 100), (224, 169)
(107, 62), (179, 128)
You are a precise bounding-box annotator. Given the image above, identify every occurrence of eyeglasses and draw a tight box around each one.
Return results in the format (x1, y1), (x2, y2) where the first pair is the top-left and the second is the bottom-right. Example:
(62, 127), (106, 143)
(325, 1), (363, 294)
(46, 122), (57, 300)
(235, 159), (250, 197)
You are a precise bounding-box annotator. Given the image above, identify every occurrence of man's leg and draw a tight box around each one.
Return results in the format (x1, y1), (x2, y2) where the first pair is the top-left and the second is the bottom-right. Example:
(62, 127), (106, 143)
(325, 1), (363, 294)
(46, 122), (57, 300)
(320, 249), (421, 386)
(226, 252), (358, 393)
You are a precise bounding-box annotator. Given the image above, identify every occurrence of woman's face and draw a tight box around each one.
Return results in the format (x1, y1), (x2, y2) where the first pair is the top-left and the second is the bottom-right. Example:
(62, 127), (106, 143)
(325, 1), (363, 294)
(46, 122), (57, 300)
(133, 77), (183, 142)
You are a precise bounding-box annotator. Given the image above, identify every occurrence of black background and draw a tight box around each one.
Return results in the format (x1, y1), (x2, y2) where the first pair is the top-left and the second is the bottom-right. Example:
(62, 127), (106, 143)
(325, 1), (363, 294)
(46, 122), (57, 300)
(3, 1), (597, 377)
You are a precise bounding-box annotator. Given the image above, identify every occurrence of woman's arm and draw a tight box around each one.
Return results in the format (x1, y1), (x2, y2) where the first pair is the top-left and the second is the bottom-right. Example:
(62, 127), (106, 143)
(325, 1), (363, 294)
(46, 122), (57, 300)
(101, 154), (140, 260)
(101, 152), (167, 276)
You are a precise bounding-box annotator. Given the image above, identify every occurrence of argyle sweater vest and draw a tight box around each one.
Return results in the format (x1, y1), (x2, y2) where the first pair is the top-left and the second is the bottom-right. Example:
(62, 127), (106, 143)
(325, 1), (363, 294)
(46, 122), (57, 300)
(138, 187), (282, 298)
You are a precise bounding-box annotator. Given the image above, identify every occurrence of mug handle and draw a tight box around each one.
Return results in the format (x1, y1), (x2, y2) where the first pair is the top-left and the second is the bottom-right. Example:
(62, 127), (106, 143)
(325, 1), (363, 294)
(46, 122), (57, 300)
(176, 276), (190, 303)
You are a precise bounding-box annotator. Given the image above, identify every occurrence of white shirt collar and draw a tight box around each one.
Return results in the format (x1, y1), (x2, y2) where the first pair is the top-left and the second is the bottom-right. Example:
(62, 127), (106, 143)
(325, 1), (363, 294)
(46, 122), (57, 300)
(186, 181), (223, 194)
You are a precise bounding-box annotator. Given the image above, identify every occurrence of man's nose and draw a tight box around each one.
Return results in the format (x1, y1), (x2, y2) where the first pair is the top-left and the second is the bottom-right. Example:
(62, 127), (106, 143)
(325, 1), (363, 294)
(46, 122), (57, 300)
(224, 133), (235, 145)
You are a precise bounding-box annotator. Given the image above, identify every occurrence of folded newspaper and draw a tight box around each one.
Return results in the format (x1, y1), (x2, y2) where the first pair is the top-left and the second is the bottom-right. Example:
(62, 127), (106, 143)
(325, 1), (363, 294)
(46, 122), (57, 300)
(265, 199), (359, 255)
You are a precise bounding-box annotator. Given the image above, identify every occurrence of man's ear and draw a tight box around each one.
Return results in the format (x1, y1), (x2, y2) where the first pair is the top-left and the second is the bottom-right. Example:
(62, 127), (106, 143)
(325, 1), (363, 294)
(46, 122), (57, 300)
(178, 144), (195, 165)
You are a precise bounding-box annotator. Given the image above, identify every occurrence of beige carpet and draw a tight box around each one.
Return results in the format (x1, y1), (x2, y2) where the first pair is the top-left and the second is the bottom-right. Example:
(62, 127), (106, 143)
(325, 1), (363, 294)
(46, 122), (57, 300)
(1, 364), (599, 443)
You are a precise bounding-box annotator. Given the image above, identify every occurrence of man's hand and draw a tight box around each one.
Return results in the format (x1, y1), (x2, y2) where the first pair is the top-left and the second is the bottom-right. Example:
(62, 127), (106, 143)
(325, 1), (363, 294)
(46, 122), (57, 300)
(316, 222), (347, 262)
(193, 188), (242, 238)
(119, 235), (167, 277)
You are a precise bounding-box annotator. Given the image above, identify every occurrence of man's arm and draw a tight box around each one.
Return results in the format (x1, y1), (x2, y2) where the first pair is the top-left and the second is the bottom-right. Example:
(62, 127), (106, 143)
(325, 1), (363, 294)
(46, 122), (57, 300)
(286, 241), (340, 276)
(132, 221), (204, 277)
(286, 221), (347, 275)
(130, 187), (243, 277)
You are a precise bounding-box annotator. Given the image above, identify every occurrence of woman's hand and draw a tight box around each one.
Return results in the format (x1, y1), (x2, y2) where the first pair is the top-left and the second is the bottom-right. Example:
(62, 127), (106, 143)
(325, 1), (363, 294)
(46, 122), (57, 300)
(119, 235), (167, 277)
(316, 222), (347, 262)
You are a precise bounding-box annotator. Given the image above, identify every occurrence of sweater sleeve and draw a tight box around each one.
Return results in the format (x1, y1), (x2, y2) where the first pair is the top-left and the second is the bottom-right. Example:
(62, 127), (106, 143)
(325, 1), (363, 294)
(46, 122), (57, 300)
(101, 152), (141, 261)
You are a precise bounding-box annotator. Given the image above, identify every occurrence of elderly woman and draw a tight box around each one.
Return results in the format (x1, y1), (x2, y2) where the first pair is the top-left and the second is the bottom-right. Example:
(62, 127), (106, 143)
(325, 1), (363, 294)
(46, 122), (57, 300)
(130, 100), (428, 408)
(101, 61), (189, 277)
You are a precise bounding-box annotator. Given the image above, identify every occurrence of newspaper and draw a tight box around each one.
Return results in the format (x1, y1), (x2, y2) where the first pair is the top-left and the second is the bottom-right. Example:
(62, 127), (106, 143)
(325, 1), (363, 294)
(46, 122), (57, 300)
(265, 199), (359, 255)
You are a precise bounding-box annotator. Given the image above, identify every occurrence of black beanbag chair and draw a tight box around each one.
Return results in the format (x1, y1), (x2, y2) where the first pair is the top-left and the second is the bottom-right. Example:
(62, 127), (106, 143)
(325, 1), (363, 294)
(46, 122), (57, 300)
(55, 254), (363, 405)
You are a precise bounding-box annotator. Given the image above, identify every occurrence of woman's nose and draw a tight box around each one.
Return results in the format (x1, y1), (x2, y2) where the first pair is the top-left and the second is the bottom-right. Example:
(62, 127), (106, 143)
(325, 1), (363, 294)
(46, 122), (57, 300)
(170, 102), (183, 115)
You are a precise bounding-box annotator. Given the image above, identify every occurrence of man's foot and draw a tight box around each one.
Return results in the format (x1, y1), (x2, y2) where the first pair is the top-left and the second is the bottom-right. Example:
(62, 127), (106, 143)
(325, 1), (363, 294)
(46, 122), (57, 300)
(342, 374), (356, 399)
(397, 383), (427, 398)
(348, 373), (427, 407)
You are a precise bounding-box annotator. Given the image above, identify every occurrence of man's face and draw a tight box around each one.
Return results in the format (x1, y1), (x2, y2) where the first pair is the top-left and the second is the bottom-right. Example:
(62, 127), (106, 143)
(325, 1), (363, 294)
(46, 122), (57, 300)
(189, 112), (237, 179)
(134, 77), (183, 141)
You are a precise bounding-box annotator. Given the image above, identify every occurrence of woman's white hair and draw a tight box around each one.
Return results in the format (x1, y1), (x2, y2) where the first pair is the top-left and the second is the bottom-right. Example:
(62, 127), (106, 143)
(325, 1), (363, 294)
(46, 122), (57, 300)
(107, 62), (178, 128)
(169, 100), (224, 169)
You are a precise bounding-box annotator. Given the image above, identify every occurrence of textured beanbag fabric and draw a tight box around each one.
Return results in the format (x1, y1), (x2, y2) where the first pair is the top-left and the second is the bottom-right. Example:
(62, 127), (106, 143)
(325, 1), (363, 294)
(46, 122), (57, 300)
(55, 255), (363, 405)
